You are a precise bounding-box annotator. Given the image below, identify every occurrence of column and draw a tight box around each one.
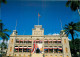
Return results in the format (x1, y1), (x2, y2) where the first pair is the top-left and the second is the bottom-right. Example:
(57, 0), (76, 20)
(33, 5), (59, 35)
(43, 39), (44, 53)
(31, 39), (33, 53)
(48, 40), (49, 44)
(18, 46), (19, 52)
(22, 46), (23, 52)
(19, 40), (20, 44)
(35, 40), (36, 53)
(53, 48), (54, 53)
(56, 40), (58, 43)
(48, 46), (49, 53)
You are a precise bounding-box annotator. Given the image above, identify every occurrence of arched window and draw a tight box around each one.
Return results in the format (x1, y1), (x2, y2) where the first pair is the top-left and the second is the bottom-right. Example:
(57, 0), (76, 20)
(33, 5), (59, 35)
(44, 39), (48, 44)
(48, 39), (52, 43)
(57, 39), (61, 43)
(10, 47), (12, 52)
(64, 39), (66, 43)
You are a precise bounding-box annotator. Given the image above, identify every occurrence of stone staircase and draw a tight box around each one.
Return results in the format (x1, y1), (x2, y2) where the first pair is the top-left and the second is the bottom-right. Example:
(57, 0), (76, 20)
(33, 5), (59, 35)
(32, 53), (43, 57)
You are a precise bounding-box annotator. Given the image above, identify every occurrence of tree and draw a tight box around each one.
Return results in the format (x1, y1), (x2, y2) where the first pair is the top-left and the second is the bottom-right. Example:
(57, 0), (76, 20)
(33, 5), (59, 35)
(0, 0), (7, 4)
(69, 38), (80, 57)
(66, 0), (80, 11)
(75, 21), (80, 31)
(64, 22), (80, 56)
(0, 20), (10, 53)
(64, 22), (79, 41)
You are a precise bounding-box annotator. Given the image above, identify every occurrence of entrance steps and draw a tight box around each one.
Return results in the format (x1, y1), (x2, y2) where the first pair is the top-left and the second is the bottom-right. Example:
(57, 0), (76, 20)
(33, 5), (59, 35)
(32, 53), (43, 57)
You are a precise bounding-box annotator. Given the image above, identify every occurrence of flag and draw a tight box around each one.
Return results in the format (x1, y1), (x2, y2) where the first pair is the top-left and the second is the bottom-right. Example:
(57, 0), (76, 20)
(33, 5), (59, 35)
(38, 13), (40, 17)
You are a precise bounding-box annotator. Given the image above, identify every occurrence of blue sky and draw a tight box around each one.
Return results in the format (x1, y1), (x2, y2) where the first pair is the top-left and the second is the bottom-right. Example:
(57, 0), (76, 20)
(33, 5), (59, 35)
(0, 0), (80, 40)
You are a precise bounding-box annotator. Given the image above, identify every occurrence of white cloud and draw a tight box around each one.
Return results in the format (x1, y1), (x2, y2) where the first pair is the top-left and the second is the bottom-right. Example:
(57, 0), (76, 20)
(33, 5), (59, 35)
(48, 33), (59, 35)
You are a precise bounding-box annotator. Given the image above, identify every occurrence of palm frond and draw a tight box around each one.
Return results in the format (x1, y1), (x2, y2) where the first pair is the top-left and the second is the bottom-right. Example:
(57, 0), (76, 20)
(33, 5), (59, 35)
(2, 36), (8, 41)
(66, 1), (71, 7)
(0, 32), (5, 37)
(5, 33), (9, 37)
(0, 20), (2, 22)
(3, 29), (11, 32)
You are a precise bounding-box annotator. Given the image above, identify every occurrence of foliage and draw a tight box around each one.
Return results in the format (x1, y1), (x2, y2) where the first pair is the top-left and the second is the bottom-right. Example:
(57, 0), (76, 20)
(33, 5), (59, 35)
(0, 42), (7, 49)
(75, 21), (80, 32)
(0, 20), (10, 54)
(69, 38), (80, 57)
(64, 22), (80, 56)
(66, 0), (80, 11)
(0, 20), (11, 42)
(64, 22), (79, 41)
(0, 0), (7, 4)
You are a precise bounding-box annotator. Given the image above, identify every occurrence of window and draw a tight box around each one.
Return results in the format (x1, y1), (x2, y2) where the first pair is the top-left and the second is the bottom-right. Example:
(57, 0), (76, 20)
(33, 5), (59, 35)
(44, 40), (48, 44)
(20, 40), (23, 43)
(49, 46), (53, 53)
(19, 46), (23, 52)
(58, 46), (63, 53)
(53, 39), (57, 43)
(54, 46), (58, 53)
(15, 46), (18, 52)
(65, 47), (68, 53)
(10, 47), (12, 52)
(23, 46), (27, 52)
(57, 39), (61, 43)
(64, 39), (66, 43)
(48, 40), (52, 44)
(16, 39), (19, 43)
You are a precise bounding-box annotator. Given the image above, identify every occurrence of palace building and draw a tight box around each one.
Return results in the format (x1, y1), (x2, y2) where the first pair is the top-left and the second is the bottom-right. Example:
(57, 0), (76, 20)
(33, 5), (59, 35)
(7, 25), (71, 57)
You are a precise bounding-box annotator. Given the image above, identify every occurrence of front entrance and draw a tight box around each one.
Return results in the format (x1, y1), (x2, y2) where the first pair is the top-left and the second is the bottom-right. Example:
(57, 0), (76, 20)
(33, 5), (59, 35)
(36, 48), (40, 53)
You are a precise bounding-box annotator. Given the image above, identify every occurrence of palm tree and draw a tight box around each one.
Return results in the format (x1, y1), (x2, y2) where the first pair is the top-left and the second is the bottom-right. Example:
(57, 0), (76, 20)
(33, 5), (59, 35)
(75, 21), (80, 31)
(0, 20), (10, 53)
(0, 0), (7, 4)
(66, 1), (80, 11)
(64, 22), (78, 41)
(64, 22), (79, 56)
(0, 21), (10, 43)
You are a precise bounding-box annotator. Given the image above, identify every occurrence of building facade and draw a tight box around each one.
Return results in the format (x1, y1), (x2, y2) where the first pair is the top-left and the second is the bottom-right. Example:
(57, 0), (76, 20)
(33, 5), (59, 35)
(7, 25), (71, 57)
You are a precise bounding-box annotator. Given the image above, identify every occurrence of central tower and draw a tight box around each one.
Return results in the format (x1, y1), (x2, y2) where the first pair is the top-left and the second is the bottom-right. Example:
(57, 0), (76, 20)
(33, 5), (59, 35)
(32, 25), (44, 36)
